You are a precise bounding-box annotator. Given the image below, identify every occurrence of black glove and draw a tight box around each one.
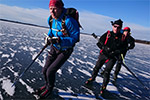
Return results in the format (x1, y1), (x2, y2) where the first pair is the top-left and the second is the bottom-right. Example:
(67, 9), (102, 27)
(102, 46), (111, 54)
(45, 37), (60, 45)
(45, 37), (51, 45)
(50, 37), (60, 44)
(97, 42), (102, 49)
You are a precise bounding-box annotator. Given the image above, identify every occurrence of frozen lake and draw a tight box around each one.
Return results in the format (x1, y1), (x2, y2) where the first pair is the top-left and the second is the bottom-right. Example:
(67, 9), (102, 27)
(0, 21), (150, 100)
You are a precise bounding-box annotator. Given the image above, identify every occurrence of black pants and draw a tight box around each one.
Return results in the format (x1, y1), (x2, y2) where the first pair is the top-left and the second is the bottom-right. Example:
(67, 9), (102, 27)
(114, 52), (127, 78)
(42, 45), (73, 90)
(92, 53), (116, 88)
(102, 58), (116, 88)
(91, 54), (108, 80)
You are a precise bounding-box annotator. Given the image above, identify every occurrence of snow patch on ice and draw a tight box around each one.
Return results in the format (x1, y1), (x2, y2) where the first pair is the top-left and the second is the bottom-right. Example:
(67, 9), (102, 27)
(68, 66), (74, 74)
(0, 51), (2, 54)
(87, 61), (95, 67)
(2, 54), (9, 58)
(122, 86), (141, 98)
(57, 69), (62, 75)
(9, 47), (17, 57)
(32, 53), (46, 67)
(68, 57), (76, 66)
(77, 68), (91, 77)
(0, 33), (4, 36)
(134, 57), (150, 65)
(1, 77), (15, 96)
(19, 79), (34, 93)
(7, 65), (19, 77)
(32, 53), (38, 60)
(3, 59), (12, 65)
(77, 46), (86, 51)
(19, 46), (28, 51)
(0, 91), (3, 100)
(35, 58), (44, 67)
(58, 88), (97, 100)
(138, 72), (150, 78)
(66, 87), (74, 93)
(29, 47), (36, 52)
(76, 58), (85, 64)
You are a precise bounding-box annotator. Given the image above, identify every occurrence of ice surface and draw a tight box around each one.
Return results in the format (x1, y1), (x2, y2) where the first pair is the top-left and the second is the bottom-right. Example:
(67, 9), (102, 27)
(0, 21), (150, 100)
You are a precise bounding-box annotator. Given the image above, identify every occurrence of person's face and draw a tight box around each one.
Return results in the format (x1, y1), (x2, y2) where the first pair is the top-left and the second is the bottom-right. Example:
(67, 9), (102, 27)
(112, 24), (121, 34)
(123, 31), (129, 36)
(49, 6), (63, 19)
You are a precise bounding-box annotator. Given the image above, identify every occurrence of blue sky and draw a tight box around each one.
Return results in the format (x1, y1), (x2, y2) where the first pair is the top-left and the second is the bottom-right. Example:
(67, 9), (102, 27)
(0, 0), (150, 40)
(1, 0), (149, 27)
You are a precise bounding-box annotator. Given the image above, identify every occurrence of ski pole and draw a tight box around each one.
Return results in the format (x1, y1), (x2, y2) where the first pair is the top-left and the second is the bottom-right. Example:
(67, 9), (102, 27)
(115, 55), (149, 91)
(121, 54), (125, 64)
(120, 59), (149, 91)
(12, 42), (49, 87)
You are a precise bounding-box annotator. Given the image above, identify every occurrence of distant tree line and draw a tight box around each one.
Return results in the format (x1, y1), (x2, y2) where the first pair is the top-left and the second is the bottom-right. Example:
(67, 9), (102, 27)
(0, 18), (149, 45)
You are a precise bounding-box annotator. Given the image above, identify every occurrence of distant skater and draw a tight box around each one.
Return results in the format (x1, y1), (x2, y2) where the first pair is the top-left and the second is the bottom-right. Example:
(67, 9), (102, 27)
(85, 19), (125, 95)
(113, 27), (135, 81)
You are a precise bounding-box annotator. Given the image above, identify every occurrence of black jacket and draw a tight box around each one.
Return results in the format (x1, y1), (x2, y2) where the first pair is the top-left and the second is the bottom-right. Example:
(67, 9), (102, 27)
(123, 34), (135, 50)
(97, 31), (124, 58)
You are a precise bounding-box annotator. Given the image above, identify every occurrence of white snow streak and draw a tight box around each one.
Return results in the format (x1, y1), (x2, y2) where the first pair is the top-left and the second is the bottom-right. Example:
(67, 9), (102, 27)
(2, 54), (9, 58)
(0, 91), (3, 100)
(1, 77), (15, 96)
(19, 79), (34, 93)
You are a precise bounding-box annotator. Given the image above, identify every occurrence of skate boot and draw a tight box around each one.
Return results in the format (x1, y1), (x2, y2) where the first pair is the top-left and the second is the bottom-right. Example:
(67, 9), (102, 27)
(32, 85), (46, 95)
(39, 87), (53, 99)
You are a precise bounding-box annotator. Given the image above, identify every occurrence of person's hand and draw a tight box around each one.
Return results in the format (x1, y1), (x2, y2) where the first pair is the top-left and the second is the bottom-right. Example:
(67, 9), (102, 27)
(45, 36), (51, 45)
(101, 46), (112, 57)
(45, 37), (60, 45)
(49, 37), (60, 44)
(96, 42), (103, 49)
(102, 46), (111, 53)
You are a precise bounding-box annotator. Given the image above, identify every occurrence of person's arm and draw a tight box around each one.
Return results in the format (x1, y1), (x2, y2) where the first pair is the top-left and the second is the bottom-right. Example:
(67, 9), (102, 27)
(97, 32), (107, 49)
(127, 36), (135, 50)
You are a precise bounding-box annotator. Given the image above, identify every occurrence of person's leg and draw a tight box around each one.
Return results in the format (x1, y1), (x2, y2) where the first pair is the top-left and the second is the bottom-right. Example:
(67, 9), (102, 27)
(46, 49), (73, 89)
(100, 58), (116, 94)
(113, 62), (121, 80)
(32, 46), (56, 95)
(42, 46), (56, 85)
(40, 49), (73, 98)
(86, 54), (107, 84)
(113, 52), (126, 81)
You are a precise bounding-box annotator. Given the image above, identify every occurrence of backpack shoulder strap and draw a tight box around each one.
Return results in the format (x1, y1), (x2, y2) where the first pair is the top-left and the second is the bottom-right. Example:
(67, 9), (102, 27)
(49, 16), (53, 29)
(61, 15), (68, 36)
(104, 30), (111, 45)
(60, 9), (71, 36)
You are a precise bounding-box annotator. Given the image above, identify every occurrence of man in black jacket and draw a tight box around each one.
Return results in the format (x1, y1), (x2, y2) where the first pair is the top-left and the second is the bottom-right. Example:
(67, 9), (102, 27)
(85, 19), (124, 95)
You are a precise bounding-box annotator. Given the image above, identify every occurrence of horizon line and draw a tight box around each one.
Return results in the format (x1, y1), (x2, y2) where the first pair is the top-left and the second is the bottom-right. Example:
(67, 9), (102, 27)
(0, 18), (149, 45)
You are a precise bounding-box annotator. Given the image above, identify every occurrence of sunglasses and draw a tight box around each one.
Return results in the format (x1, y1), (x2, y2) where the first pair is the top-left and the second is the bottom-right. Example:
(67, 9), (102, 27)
(113, 25), (121, 29)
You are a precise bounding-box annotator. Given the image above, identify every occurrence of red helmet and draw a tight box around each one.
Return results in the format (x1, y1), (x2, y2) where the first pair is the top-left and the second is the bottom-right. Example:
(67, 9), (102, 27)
(123, 27), (131, 32)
